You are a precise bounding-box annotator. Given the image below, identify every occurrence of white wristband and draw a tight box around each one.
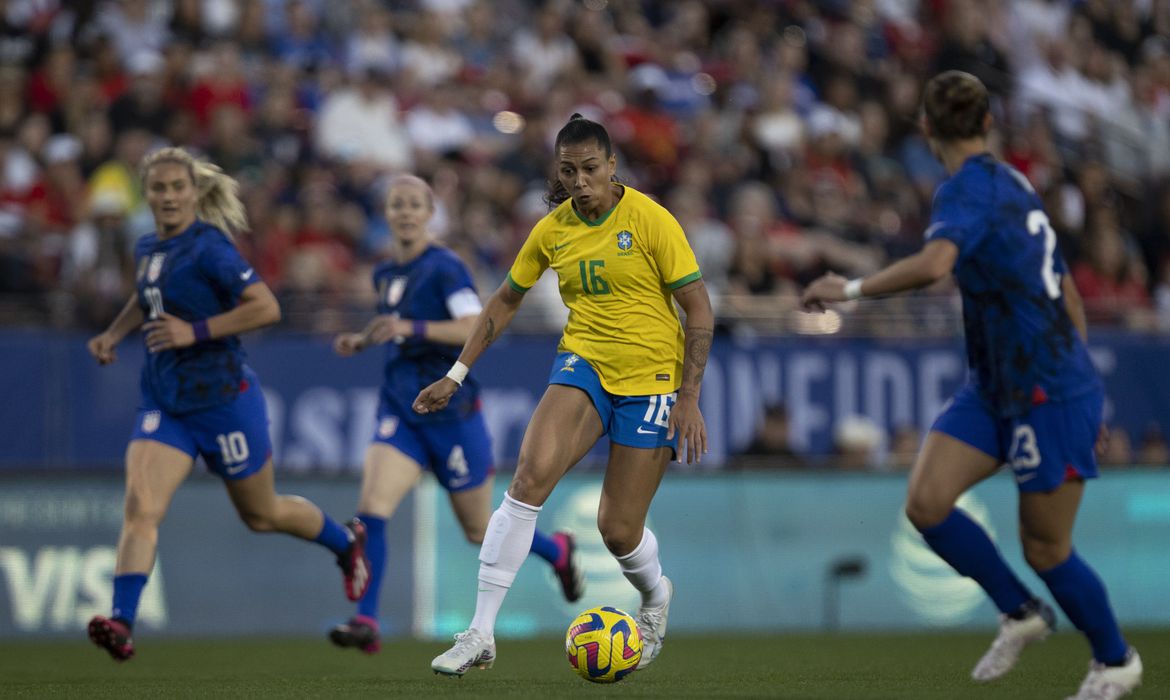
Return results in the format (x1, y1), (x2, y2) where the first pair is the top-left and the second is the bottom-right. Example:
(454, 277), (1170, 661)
(844, 278), (865, 300)
(446, 361), (470, 386)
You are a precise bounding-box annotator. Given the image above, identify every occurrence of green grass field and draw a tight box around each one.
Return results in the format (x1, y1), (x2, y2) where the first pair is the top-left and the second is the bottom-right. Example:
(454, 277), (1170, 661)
(3, 630), (1165, 699)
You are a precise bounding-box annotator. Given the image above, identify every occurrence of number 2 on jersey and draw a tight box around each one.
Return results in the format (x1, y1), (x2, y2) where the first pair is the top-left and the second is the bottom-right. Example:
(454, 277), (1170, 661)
(1026, 210), (1061, 300)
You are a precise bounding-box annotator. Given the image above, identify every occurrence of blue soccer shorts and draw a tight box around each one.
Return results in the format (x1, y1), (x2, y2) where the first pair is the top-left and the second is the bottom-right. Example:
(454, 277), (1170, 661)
(547, 352), (679, 456)
(372, 397), (494, 493)
(931, 383), (1103, 492)
(130, 367), (271, 480)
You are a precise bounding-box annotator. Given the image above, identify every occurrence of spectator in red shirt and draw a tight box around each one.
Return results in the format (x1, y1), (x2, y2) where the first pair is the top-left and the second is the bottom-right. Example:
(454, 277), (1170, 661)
(1072, 207), (1151, 323)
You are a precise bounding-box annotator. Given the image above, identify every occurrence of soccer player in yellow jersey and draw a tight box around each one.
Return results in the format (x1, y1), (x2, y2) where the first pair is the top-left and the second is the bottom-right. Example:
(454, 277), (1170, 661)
(417, 114), (714, 677)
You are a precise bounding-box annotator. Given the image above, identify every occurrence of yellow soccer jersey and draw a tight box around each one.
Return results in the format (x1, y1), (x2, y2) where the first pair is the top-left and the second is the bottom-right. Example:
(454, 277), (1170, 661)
(507, 186), (701, 396)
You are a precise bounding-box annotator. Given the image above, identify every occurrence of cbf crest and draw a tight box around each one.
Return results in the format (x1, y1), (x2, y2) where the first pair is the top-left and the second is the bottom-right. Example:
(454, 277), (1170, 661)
(146, 253), (166, 283)
(559, 354), (580, 373)
(616, 231), (633, 251)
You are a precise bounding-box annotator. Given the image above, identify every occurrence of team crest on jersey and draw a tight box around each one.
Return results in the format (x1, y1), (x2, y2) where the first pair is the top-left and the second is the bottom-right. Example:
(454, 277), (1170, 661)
(385, 276), (408, 307)
(377, 416), (399, 439)
(146, 253), (166, 282)
(560, 354), (580, 372)
(616, 231), (634, 251)
(141, 410), (161, 434)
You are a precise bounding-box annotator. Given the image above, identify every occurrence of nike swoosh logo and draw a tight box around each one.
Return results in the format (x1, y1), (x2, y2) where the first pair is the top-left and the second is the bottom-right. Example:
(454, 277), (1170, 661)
(1015, 472), (1037, 483)
(553, 243), (569, 251)
(240, 269), (254, 281)
(636, 427), (658, 435)
(225, 462), (248, 475)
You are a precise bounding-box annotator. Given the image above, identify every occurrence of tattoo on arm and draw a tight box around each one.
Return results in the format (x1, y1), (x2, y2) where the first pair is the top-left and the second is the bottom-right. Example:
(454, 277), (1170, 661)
(681, 326), (713, 396)
(483, 317), (497, 348)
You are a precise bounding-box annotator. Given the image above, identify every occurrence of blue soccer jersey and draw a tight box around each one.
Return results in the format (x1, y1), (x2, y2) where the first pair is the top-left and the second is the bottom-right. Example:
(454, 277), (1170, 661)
(926, 153), (1100, 417)
(374, 246), (481, 423)
(134, 220), (257, 415)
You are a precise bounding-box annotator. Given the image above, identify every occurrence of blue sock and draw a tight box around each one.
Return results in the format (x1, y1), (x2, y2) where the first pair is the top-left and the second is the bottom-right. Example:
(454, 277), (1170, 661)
(1037, 551), (1128, 665)
(356, 514), (386, 621)
(530, 529), (562, 565)
(314, 513), (351, 556)
(918, 508), (1032, 615)
(111, 573), (148, 627)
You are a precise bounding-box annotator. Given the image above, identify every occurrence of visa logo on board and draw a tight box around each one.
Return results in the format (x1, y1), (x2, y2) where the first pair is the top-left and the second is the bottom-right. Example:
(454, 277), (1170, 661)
(0, 547), (167, 632)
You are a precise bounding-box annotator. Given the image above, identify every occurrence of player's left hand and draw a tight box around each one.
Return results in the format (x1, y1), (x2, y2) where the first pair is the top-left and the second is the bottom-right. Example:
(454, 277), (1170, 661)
(143, 312), (196, 353)
(366, 316), (412, 345)
(667, 394), (708, 464)
(801, 272), (849, 312)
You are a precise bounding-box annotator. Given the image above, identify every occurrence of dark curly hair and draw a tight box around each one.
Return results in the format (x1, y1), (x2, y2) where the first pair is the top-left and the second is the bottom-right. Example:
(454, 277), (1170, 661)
(544, 113), (615, 208)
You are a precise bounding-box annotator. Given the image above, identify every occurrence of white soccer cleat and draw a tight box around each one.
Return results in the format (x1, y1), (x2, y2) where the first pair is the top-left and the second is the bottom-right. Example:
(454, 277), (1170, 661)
(971, 602), (1055, 682)
(635, 576), (673, 670)
(1066, 648), (1142, 700)
(431, 629), (496, 677)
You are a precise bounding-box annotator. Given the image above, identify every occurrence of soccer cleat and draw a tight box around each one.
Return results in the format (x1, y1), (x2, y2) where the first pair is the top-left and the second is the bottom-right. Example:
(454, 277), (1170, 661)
(328, 615), (381, 654)
(337, 518), (371, 602)
(88, 615), (135, 662)
(1066, 648), (1142, 700)
(971, 600), (1056, 682)
(431, 629), (496, 677)
(635, 576), (673, 670)
(552, 530), (586, 603)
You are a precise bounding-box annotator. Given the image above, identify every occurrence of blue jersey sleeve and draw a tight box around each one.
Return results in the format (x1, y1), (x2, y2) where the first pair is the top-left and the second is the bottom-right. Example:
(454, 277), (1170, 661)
(925, 180), (982, 262)
(436, 254), (476, 302)
(199, 230), (259, 299)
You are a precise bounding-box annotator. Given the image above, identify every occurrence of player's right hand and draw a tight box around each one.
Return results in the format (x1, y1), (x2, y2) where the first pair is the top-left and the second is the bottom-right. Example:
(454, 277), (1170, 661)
(333, 333), (365, 356)
(413, 377), (459, 414)
(87, 332), (118, 365)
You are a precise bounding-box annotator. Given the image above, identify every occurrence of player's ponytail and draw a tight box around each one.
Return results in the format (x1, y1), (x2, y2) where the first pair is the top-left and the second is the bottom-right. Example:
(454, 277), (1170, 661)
(923, 70), (990, 141)
(545, 113), (616, 209)
(140, 147), (249, 238)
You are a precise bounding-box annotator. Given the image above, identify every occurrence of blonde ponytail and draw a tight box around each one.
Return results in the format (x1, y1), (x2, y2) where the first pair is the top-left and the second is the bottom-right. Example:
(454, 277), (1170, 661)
(140, 147), (249, 237)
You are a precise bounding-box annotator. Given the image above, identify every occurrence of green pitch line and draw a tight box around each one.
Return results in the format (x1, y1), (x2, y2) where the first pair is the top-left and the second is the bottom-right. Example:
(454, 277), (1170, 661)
(3, 631), (1166, 699)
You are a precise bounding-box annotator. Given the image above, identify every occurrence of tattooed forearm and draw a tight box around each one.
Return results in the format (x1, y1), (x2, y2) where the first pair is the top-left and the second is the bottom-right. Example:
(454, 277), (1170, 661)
(671, 278), (714, 399)
(455, 279), (524, 369)
(680, 326), (713, 398)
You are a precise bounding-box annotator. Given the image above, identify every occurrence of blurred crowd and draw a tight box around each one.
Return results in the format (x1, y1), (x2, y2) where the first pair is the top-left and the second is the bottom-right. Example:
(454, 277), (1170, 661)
(2, 0), (1170, 333)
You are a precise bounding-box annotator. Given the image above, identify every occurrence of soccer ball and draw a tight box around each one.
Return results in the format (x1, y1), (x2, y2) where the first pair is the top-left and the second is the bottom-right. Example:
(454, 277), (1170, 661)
(564, 606), (642, 683)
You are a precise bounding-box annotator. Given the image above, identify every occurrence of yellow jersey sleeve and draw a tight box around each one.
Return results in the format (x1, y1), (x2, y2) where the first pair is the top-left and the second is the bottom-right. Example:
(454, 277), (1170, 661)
(645, 200), (702, 289)
(506, 216), (552, 292)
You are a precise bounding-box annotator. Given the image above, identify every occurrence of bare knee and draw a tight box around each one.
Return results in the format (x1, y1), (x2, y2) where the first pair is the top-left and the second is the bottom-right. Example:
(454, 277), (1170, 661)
(123, 491), (167, 531)
(1021, 534), (1071, 572)
(904, 486), (955, 530)
(463, 525), (485, 545)
(237, 509), (277, 533)
(597, 515), (642, 557)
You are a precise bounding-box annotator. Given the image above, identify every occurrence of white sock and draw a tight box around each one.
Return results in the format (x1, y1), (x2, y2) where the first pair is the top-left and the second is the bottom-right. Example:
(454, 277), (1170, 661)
(615, 527), (668, 608)
(469, 492), (540, 636)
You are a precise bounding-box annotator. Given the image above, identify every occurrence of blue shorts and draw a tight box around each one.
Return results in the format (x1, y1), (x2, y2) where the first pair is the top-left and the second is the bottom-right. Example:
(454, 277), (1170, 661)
(548, 352), (679, 455)
(130, 368), (271, 480)
(932, 383), (1103, 493)
(373, 398), (493, 493)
